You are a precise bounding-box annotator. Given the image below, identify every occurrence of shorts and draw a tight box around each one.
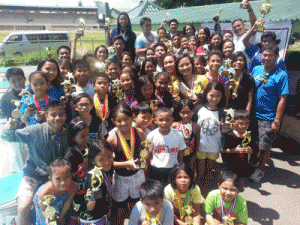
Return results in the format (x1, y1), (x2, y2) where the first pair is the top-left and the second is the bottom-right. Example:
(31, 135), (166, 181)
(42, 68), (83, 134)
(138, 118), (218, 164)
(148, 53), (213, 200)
(258, 120), (276, 151)
(112, 169), (145, 202)
(197, 152), (219, 160)
(17, 176), (41, 198)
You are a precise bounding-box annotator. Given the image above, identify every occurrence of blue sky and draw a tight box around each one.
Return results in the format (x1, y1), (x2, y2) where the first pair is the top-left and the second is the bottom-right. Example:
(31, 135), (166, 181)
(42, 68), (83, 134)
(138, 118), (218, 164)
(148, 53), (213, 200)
(0, 0), (140, 10)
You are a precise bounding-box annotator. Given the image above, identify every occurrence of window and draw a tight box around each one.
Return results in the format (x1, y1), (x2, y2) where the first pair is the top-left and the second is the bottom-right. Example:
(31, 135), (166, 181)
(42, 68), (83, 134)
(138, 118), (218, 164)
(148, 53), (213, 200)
(6, 35), (22, 44)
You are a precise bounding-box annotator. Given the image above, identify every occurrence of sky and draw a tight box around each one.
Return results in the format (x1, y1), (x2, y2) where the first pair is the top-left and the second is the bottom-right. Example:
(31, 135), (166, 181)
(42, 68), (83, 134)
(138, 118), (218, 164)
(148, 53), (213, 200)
(0, 0), (140, 10)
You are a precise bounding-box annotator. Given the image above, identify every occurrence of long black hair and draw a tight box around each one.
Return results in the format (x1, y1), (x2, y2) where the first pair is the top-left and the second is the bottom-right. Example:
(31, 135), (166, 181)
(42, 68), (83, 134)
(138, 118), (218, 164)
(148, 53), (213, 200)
(37, 58), (62, 90)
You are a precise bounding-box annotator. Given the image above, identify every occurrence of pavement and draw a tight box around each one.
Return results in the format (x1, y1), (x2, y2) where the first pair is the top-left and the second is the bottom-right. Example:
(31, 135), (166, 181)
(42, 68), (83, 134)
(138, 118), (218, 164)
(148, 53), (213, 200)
(0, 66), (300, 224)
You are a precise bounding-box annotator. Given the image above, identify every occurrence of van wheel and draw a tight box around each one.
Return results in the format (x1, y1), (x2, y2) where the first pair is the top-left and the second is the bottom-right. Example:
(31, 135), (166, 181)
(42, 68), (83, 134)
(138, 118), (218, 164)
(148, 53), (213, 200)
(13, 52), (23, 57)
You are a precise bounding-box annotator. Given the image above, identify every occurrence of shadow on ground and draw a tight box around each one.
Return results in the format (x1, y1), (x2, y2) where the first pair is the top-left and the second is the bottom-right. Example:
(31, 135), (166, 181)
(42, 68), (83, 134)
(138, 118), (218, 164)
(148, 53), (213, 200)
(247, 200), (280, 225)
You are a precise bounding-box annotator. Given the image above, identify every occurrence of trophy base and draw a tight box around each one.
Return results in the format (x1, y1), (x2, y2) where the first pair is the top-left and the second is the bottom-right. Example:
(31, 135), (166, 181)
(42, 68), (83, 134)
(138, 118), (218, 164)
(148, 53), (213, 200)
(223, 124), (233, 130)
(256, 25), (265, 33)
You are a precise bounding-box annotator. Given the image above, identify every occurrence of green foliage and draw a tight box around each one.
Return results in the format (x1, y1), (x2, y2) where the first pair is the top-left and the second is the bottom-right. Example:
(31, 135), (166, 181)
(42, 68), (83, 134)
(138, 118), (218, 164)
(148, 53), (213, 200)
(1, 58), (15, 67)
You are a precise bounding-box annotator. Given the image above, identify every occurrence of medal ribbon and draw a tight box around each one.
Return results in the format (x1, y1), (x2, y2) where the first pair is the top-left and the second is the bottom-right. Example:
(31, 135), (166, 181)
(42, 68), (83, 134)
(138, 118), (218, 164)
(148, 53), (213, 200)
(155, 91), (165, 106)
(34, 94), (49, 112)
(233, 73), (243, 94)
(74, 145), (88, 160)
(117, 127), (136, 161)
(124, 90), (135, 107)
(219, 194), (237, 223)
(180, 75), (195, 97)
(145, 208), (162, 225)
(206, 74), (223, 83)
(174, 189), (191, 220)
(94, 94), (108, 121)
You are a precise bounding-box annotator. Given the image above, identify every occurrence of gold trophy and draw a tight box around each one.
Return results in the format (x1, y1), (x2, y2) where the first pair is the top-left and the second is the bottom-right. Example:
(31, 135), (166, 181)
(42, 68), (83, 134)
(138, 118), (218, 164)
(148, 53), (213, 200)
(223, 216), (236, 225)
(148, 218), (161, 225)
(213, 10), (222, 22)
(19, 89), (34, 108)
(242, 131), (251, 150)
(257, 0), (272, 32)
(46, 47), (52, 58)
(150, 100), (159, 113)
(40, 195), (57, 225)
(87, 166), (103, 200)
(78, 18), (86, 37)
(223, 108), (235, 129)
(183, 205), (195, 225)
(112, 79), (123, 101)
(108, 46), (117, 56)
(139, 141), (151, 169)
(240, 0), (247, 8)
(11, 100), (23, 129)
(61, 72), (76, 96)
(172, 81), (180, 97)
(220, 59), (237, 91)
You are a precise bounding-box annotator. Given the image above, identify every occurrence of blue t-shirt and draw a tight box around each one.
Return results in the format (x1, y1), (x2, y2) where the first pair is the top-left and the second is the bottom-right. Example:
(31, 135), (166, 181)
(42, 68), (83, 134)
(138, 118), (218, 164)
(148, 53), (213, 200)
(251, 65), (289, 120)
(46, 86), (64, 100)
(245, 44), (286, 73)
(134, 31), (157, 49)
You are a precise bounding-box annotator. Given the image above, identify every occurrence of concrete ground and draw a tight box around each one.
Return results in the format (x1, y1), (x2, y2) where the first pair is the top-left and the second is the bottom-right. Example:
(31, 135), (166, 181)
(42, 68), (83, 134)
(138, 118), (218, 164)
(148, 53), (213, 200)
(1, 66), (300, 224)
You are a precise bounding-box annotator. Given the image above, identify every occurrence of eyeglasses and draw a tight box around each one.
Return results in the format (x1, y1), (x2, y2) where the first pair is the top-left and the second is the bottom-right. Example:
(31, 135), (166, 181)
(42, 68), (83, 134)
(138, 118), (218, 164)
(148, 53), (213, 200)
(77, 103), (91, 108)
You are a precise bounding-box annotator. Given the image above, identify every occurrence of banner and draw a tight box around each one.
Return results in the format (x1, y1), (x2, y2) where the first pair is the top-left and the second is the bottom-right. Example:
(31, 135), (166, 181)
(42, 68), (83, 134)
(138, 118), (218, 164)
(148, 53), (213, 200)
(201, 20), (292, 59)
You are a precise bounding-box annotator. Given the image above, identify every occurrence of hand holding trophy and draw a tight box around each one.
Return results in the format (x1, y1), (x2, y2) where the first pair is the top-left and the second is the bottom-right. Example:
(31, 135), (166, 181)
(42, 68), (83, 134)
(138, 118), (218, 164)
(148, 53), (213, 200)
(87, 166), (103, 201)
(40, 195), (58, 225)
(183, 205), (195, 225)
(257, 0), (272, 32)
(112, 79), (123, 102)
(10, 100), (24, 129)
(139, 140), (151, 169)
(223, 108), (235, 130)
(242, 131), (251, 152)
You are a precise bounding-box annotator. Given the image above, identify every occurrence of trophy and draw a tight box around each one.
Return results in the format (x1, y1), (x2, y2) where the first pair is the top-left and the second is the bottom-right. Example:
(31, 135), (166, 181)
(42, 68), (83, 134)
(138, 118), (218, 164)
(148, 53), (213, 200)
(11, 100), (24, 129)
(172, 81), (180, 97)
(150, 99), (159, 113)
(40, 195), (57, 224)
(148, 218), (161, 225)
(139, 141), (151, 169)
(19, 89), (35, 108)
(220, 59), (237, 91)
(240, 0), (247, 8)
(95, 61), (107, 72)
(223, 108), (235, 129)
(78, 18), (85, 37)
(183, 205), (195, 225)
(46, 47), (52, 58)
(242, 131), (251, 150)
(213, 10), (222, 22)
(223, 216), (236, 225)
(87, 166), (103, 200)
(107, 46), (117, 57)
(257, 0), (272, 32)
(112, 79), (123, 101)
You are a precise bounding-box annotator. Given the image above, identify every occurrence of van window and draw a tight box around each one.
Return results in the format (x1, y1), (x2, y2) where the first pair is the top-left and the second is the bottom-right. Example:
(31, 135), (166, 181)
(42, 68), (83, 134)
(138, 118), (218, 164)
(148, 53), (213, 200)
(26, 33), (68, 43)
(6, 35), (23, 44)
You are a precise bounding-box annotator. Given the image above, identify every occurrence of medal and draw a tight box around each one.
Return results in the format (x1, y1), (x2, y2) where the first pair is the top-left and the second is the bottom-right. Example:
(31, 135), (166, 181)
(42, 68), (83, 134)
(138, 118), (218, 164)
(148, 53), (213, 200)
(117, 128), (136, 169)
(11, 109), (22, 119)
(94, 94), (108, 122)
(184, 148), (190, 156)
(219, 194), (237, 225)
(116, 90), (123, 99)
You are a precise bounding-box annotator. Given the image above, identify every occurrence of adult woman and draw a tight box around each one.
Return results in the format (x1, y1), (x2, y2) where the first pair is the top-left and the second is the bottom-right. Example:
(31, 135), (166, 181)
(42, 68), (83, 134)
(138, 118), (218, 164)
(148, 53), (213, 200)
(110, 12), (136, 58)
(183, 23), (196, 37)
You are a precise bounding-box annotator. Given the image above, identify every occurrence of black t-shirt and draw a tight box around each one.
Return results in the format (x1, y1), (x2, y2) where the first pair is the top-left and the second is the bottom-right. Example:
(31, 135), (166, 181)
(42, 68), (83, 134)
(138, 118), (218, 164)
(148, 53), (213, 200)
(221, 130), (254, 177)
(114, 128), (142, 177)
(227, 73), (256, 110)
(156, 92), (174, 109)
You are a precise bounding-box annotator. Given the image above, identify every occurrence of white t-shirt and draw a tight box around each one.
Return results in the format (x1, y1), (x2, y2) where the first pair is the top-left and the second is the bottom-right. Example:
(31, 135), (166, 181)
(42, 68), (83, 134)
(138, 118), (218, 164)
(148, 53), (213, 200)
(234, 32), (257, 67)
(135, 31), (157, 49)
(197, 106), (222, 153)
(129, 199), (174, 225)
(72, 83), (95, 98)
(147, 128), (186, 168)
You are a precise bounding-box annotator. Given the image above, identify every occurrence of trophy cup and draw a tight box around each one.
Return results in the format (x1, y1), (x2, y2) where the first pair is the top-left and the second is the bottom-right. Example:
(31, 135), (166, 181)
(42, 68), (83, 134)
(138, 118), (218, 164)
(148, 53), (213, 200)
(220, 59), (237, 91)
(40, 195), (57, 225)
(87, 166), (103, 200)
(183, 205), (195, 225)
(108, 46), (117, 57)
(223, 108), (235, 129)
(78, 18), (86, 37)
(213, 10), (222, 22)
(46, 47), (52, 58)
(242, 131), (251, 150)
(257, 0), (272, 32)
(139, 141), (151, 169)
(61, 72), (76, 96)
(112, 79), (123, 102)
(223, 216), (236, 225)
(19, 89), (35, 108)
(150, 99), (159, 113)
(11, 100), (24, 129)
(148, 218), (161, 225)
(240, 0), (247, 8)
(172, 81), (180, 98)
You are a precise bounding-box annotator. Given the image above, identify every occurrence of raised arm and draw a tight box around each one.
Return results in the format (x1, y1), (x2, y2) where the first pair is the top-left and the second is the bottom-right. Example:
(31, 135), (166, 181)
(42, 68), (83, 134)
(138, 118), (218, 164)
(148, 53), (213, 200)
(70, 31), (80, 63)
(244, 0), (257, 27)
(242, 19), (262, 50)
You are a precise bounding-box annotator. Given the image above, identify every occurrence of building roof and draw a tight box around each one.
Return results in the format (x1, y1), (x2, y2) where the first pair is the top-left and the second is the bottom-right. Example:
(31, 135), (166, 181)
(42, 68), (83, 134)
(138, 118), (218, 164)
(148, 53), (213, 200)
(0, 4), (97, 12)
(128, 0), (163, 18)
(110, 8), (121, 19)
(129, 0), (300, 25)
(95, 1), (111, 18)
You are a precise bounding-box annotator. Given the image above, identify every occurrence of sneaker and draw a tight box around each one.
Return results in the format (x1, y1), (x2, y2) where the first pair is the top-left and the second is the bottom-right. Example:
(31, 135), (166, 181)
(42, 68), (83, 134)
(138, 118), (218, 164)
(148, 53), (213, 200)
(250, 168), (265, 182)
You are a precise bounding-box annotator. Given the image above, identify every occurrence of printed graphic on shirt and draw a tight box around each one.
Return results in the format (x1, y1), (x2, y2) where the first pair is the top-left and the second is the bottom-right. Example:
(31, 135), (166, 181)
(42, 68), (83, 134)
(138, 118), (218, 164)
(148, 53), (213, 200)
(200, 118), (220, 136)
(153, 145), (179, 153)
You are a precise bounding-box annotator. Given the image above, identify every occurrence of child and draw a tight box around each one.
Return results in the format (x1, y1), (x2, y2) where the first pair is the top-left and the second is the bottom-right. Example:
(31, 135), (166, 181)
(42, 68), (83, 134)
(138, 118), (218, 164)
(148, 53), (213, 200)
(33, 158), (78, 225)
(140, 58), (157, 79)
(71, 59), (95, 98)
(204, 171), (248, 225)
(189, 36), (198, 53)
(37, 58), (64, 100)
(93, 72), (118, 132)
(133, 103), (153, 136)
(164, 163), (204, 225)
(58, 59), (72, 82)
(193, 55), (206, 75)
(179, 36), (190, 54)
(129, 180), (174, 225)
(172, 100), (200, 172)
(120, 72), (138, 109)
(164, 54), (177, 79)
(73, 93), (108, 140)
(196, 81), (226, 196)
(106, 104), (146, 225)
(2, 100), (69, 225)
(171, 34), (181, 53)
(112, 35), (126, 59)
(157, 27), (167, 42)
(221, 110), (254, 179)
(76, 140), (114, 224)
(106, 57), (122, 81)
(196, 27), (210, 55)
(20, 71), (56, 125)
(0, 68), (27, 175)
(145, 48), (157, 61)
(210, 32), (223, 52)
(154, 72), (174, 109)
(147, 107), (186, 185)
(122, 51), (133, 64)
(0, 68), (26, 121)
(154, 42), (168, 72)
(95, 45), (108, 62)
(135, 75), (156, 104)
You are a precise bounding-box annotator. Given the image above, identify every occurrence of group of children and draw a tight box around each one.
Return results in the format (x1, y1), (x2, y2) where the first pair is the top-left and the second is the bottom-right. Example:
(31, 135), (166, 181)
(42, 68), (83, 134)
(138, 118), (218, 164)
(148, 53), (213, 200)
(0, 1), (290, 224)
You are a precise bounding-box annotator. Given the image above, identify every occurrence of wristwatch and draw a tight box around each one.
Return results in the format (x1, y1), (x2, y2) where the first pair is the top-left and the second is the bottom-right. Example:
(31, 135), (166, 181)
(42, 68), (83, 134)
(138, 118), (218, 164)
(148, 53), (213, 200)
(273, 121), (280, 126)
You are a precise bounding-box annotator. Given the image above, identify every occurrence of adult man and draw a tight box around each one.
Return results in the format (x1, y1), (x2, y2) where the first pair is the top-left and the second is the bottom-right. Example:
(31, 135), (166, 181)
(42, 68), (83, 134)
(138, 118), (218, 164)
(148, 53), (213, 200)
(57, 45), (71, 61)
(166, 19), (180, 40)
(250, 45), (289, 182)
(243, 20), (286, 72)
(135, 17), (157, 58)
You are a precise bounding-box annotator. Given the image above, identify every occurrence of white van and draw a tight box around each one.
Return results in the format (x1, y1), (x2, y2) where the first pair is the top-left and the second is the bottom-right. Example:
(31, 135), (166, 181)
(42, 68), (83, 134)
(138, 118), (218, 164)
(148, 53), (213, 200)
(0, 31), (70, 57)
